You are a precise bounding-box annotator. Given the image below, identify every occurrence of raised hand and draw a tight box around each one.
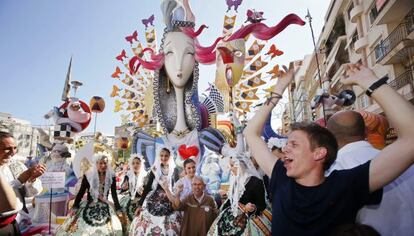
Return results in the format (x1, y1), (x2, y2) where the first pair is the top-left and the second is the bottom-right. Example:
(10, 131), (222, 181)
(341, 63), (379, 89)
(176, 182), (184, 194)
(23, 164), (46, 183)
(273, 61), (296, 94)
(31, 164), (46, 178)
(160, 179), (169, 191)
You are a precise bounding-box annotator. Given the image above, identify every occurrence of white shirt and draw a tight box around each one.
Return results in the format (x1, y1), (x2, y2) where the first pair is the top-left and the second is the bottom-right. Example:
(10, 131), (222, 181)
(0, 161), (43, 226)
(194, 193), (205, 204)
(325, 141), (376, 175)
(327, 140), (414, 236)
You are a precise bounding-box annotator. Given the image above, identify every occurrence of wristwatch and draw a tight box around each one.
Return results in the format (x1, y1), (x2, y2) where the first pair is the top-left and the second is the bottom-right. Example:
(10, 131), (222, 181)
(366, 76), (388, 97)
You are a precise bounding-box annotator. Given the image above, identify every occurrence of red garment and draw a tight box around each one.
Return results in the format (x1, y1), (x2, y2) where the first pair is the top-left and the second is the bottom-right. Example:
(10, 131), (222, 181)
(0, 214), (16, 228)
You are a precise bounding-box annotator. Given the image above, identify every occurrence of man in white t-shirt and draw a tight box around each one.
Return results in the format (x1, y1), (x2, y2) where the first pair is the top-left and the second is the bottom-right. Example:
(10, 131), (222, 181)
(0, 131), (45, 233)
(327, 110), (414, 236)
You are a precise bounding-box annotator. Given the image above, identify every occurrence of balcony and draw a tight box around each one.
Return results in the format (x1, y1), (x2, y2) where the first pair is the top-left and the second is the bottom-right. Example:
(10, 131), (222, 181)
(324, 17), (346, 57)
(389, 69), (413, 90)
(325, 37), (348, 85)
(354, 36), (368, 54)
(376, 0), (414, 25)
(375, 9), (414, 65)
(350, 4), (363, 23)
(326, 36), (347, 66)
(330, 64), (346, 88)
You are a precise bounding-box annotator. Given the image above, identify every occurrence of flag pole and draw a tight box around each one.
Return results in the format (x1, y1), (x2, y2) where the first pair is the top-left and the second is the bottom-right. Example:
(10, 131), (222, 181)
(305, 9), (327, 123)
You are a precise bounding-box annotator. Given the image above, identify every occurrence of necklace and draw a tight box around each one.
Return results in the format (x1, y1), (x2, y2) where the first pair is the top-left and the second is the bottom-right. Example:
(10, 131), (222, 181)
(171, 127), (190, 138)
(161, 166), (169, 176)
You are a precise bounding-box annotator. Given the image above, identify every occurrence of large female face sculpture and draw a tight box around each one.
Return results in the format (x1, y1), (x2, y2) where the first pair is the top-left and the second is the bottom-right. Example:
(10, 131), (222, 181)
(163, 32), (196, 89)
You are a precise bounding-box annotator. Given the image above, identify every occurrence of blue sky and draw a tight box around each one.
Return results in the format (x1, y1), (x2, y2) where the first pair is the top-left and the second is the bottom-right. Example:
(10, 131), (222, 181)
(0, 0), (328, 135)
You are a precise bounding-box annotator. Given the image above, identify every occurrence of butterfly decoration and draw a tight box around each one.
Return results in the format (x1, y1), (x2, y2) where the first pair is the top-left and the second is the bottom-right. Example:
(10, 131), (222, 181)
(142, 14), (155, 29)
(245, 9), (265, 24)
(111, 66), (122, 78)
(115, 49), (128, 62)
(266, 44), (284, 59)
(125, 30), (138, 44)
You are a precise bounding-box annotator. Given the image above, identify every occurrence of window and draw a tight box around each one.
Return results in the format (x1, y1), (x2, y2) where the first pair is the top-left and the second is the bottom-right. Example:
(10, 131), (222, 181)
(347, 2), (354, 20)
(369, 3), (379, 24)
(374, 41), (386, 61)
(350, 31), (358, 51)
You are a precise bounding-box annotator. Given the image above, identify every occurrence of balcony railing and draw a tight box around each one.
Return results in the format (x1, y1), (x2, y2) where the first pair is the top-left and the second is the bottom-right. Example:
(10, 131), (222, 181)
(389, 69), (413, 90)
(374, 9), (414, 62)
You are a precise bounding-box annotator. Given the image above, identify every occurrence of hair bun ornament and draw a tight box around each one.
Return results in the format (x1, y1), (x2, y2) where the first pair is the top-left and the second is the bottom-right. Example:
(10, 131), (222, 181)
(161, 0), (195, 31)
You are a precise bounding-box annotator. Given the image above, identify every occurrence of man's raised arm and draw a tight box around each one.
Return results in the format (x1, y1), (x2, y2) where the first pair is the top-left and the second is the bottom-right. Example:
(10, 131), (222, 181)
(244, 63), (295, 177)
(341, 64), (414, 192)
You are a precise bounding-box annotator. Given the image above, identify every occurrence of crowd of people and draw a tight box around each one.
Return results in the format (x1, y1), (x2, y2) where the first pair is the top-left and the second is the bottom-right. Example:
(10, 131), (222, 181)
(1, 63), (414, 236)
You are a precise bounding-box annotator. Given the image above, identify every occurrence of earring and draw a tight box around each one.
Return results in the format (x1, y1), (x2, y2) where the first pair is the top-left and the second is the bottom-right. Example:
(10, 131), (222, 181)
(166, 77), (171, 94)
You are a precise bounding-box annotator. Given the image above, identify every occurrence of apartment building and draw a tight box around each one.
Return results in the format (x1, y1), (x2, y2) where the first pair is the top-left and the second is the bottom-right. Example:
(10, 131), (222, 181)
(283, 0), (414, 133)
(0, 112), (41, 159)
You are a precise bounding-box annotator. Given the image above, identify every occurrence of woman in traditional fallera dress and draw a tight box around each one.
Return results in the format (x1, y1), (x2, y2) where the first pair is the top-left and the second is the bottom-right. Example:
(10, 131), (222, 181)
(174, 158), (197, 201)
(129, 148), (181, 236)
(56, 153), (123, 236)
(119, 154), (146, 231)
(208, 155), (271, 236)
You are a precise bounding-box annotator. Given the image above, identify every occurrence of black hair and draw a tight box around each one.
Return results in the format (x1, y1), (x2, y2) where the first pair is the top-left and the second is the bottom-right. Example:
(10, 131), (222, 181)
(183, 158), (196, 168)
(0, 131), (14, 140)
(160, 147), (171, 155)
(132, 156), (142, 163)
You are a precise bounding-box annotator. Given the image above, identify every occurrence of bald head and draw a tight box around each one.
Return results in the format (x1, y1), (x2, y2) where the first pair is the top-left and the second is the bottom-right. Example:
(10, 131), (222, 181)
(327, 111), (366, 148)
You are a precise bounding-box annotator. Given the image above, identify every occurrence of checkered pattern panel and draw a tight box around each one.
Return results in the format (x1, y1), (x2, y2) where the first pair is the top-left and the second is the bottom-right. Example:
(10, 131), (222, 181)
(53, 124), (72, 138)
(209, 84), (225, 113)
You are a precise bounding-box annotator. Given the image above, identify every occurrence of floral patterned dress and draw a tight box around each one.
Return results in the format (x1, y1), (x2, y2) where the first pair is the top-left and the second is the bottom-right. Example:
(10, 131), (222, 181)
(129, 170), (182, 236)
(207, 176), (271, 236)
(119, 175), (143, 231)
(56, 175), (123, 236)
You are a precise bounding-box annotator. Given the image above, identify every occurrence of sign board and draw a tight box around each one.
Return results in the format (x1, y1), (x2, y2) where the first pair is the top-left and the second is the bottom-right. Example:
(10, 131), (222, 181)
(41, 172), (66, 189)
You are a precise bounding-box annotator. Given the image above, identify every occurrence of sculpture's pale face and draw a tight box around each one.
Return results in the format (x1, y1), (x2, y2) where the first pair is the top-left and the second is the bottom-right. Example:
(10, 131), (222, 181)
(163, 32), (195, 89)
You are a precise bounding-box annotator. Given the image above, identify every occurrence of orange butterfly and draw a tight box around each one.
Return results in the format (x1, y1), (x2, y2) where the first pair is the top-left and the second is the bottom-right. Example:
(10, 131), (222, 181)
(268, 64), (280, 76)
(266, 44), (284, 59)
(110, 85), (120, 97)
(111, 66), (122, 78)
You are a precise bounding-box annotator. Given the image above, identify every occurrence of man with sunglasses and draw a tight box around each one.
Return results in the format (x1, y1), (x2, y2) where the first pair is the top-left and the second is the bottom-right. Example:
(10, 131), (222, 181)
(0, 131), (45, 233)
